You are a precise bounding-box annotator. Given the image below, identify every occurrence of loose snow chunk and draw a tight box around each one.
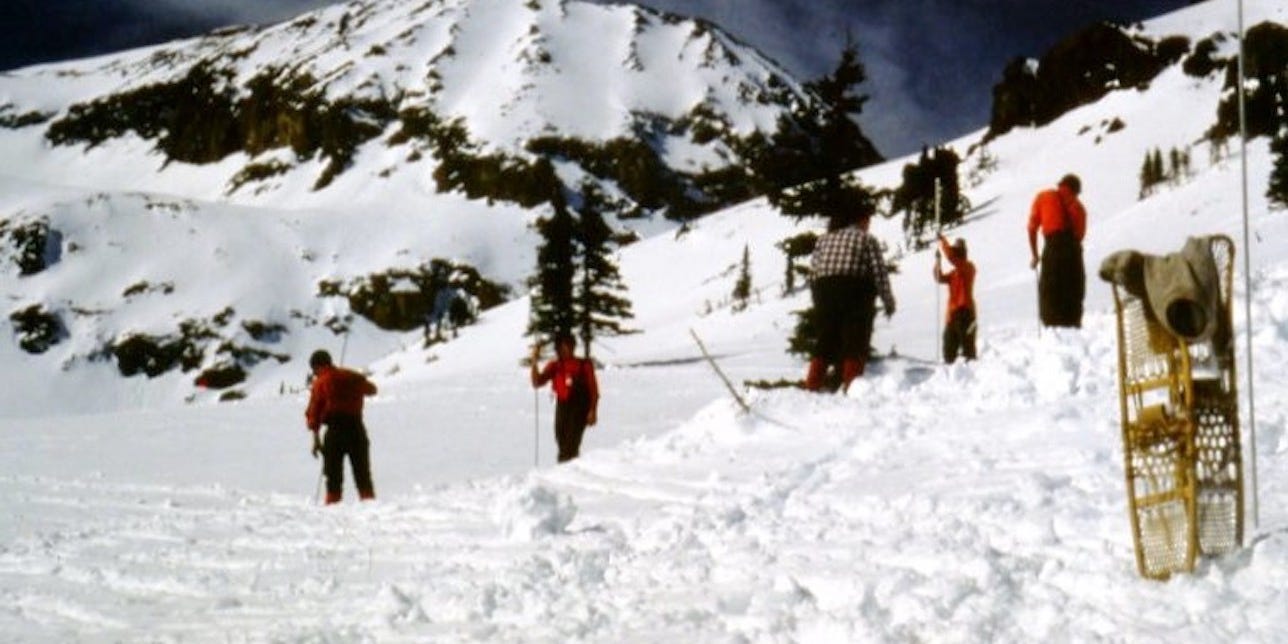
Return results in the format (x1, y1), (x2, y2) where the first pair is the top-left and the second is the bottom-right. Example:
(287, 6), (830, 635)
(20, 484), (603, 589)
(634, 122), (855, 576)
(494, 480), (577, 541)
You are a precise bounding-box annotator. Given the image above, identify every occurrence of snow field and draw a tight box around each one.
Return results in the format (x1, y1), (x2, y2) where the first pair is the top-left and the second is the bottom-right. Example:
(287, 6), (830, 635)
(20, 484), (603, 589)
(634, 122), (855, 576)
(2, 0), (1288, 640)
(3, 271), (1285, 641)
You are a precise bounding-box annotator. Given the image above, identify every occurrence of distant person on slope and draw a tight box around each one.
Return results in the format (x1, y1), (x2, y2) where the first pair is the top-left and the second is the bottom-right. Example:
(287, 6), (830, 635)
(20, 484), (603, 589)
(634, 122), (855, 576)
(805, 204), (896, 393)
(305, 350), (378, 504)
(424, 285), (459, 344)
(530, 333), (599, 463)
(934, 233), (977, 363)
(1028, 174), (1087, 328)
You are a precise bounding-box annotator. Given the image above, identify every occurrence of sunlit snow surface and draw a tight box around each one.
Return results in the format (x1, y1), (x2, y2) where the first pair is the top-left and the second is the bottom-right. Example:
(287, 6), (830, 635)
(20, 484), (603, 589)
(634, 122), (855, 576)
(2, 0), (1288, 641)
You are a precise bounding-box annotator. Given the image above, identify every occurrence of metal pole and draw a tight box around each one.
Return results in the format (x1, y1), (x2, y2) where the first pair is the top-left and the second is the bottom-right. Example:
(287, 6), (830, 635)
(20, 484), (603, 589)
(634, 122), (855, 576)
(533, 389), (540, 467)
(339, 321), (351, 365)
(934, 179), (943, 361)
(1236, 0), (1260, 530)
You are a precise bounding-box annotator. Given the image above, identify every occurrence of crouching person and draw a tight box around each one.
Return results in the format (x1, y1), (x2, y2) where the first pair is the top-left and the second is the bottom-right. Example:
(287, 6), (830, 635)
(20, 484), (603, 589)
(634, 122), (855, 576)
(305, 349), (377, 504)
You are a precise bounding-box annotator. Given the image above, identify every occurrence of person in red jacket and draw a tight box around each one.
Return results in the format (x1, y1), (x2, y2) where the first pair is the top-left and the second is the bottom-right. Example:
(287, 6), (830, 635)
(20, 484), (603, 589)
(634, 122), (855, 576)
(934, 233), (977, 363)
(305, 349), (377, 504)
(1027, 174), (1088, 328)
(530, 333), (599, 463)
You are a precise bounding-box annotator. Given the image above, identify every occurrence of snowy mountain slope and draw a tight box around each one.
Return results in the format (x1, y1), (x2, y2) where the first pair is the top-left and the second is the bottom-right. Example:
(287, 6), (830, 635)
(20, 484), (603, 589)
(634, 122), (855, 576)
(0, 0), (819, 211)
(2, 0), (1288, 640)
(0, 0), (878, 414)
(377, 0), (1288, 380)
(2, 0), (1286, 412)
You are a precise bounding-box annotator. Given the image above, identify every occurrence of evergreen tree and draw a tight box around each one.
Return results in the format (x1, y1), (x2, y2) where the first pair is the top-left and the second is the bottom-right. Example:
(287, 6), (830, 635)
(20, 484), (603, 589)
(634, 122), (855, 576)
(527, 160), (578, 342)
(776, 232), (817, 295)
(1269, 132), (1288, 208)
(732, 244), (752, 312)
(787, 306), (818, 358)
(892, 146), (969, 248)
(1139, 152), (1153, 199)
(1151, 148), (1165, 187)
(744, 38), (880, 221)
(573, 182), (636, 356)
(1268, 74), (1288, 209)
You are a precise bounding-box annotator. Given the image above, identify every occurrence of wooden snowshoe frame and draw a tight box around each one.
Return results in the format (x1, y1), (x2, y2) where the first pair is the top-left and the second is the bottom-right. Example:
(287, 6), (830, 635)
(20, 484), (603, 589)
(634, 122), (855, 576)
(1109, 235), (1242, 580)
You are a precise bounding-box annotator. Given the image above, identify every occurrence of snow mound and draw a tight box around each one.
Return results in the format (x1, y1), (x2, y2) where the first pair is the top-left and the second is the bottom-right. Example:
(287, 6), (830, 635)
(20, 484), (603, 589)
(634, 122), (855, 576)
(494, 478), (578, 540)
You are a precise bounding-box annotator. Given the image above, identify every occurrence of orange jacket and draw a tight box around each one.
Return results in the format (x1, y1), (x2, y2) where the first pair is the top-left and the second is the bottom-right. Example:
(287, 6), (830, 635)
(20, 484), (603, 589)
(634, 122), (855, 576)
(1028, 185), (1086, 243)
(306, 366), (377, 431)
(936, 237), (976, 320)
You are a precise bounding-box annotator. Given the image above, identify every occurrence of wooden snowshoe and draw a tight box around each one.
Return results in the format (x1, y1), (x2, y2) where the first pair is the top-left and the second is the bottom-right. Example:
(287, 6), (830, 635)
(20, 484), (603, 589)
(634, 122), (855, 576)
(1108, 235), (1242, 579)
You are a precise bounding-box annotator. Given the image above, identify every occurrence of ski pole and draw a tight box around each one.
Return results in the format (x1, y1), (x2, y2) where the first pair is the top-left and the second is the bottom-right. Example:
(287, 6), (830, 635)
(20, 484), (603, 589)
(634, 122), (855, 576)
(530, 341), (542, 468)
(533, 389), (540, 468)
(339, 320), (351, 365)
(314, 465), (324, 505)
(1036, 268), (1043, 338)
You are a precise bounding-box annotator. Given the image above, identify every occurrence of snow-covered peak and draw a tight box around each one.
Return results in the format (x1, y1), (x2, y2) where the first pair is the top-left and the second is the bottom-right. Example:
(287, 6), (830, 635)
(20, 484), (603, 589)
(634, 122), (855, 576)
(0, 0), (813, 213)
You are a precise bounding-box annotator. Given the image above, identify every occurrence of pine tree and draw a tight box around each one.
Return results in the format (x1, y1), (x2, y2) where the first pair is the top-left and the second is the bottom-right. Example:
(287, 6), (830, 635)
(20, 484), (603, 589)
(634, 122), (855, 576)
(1268, 75), (1288, 209)
(527, 160), (578, 342)
(1270, 132), (1288, 208)
(893, 146), (968, 248)
(1139, 152), (1153, 199)
(776, 232), (817, 296)
(732, 244), (752, 312)
(1151, 148), (1165, 188)
(745, 38), (880, 221)
(573, 183), (636, 356)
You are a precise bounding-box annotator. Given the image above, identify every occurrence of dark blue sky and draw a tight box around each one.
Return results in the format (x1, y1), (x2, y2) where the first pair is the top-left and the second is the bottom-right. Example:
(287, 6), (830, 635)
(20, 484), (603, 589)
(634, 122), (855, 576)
(0, 0), (1198, 155)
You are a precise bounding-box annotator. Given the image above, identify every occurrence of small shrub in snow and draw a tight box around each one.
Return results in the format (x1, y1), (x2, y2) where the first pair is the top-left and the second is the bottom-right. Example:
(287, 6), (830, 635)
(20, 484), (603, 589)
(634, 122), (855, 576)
(0, 217), (62, 276)
(9, 305), (67, 354)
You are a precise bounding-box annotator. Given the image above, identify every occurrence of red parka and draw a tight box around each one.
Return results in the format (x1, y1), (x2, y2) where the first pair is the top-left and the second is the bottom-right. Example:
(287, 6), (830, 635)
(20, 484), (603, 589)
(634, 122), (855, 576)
(305, 366), (377, 432)
(535, 357), (599, 406)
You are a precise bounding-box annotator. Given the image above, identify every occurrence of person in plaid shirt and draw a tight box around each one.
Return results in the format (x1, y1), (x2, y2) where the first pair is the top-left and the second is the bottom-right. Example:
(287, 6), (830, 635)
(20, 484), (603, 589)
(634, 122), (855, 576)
(805, 208), (896, 392)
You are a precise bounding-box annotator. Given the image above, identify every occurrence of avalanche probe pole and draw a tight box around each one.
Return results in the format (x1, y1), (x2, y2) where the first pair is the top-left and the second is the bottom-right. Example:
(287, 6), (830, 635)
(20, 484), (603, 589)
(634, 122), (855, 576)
(1236, 0), (1260, 531)
(339, 319), (351, 365)
(533, 388), (540, 468)
(934, 179), (943, 361)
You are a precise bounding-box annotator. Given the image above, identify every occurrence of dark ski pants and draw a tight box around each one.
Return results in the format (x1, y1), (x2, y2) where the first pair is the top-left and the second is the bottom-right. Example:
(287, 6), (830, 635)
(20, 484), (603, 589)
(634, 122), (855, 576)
(1038, 230), (1085, 328)
(810, 275), (869, 363)
(943, 307), (977, 363)
(322, 414), (375, 502)
(808, 275), (875, 391)
(554, 399), (590, 463)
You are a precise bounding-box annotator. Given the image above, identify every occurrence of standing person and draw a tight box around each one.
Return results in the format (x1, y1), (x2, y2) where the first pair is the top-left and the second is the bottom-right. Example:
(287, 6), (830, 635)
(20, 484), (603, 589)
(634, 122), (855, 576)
(530, 333), (599, 463)
(934, 233), (977, 363)
(1028, 174), (1088, 328)
(805, 207), (896, 393)
(305, 350), (378, 504)
(424, 285), (459, 344)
